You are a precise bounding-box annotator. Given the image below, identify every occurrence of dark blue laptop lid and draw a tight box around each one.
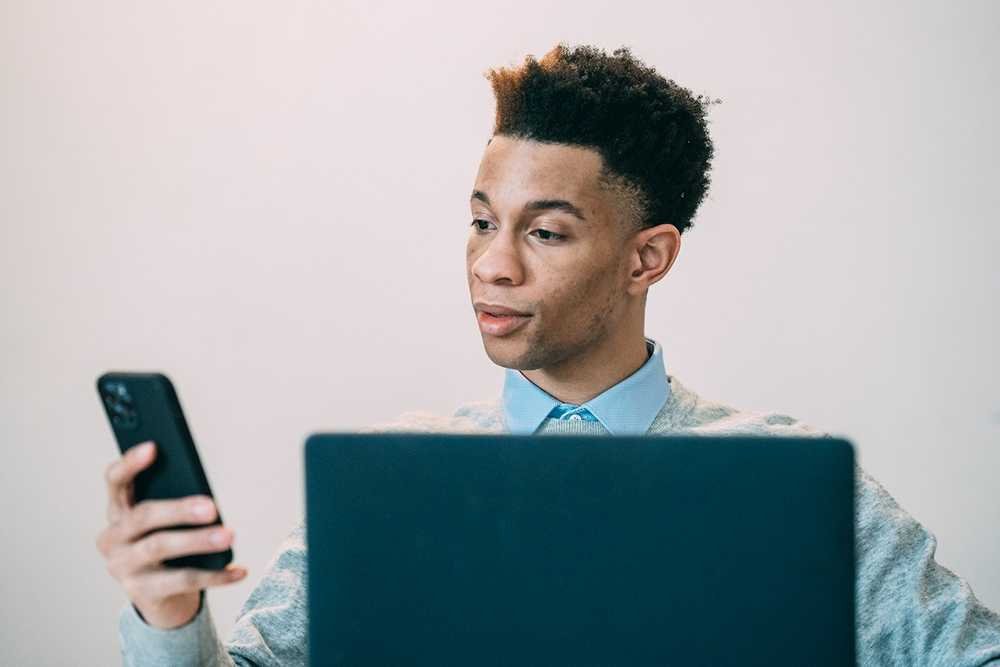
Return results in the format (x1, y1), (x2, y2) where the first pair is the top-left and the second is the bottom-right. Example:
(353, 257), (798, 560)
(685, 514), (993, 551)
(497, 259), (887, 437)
(305, 433), (855, 666)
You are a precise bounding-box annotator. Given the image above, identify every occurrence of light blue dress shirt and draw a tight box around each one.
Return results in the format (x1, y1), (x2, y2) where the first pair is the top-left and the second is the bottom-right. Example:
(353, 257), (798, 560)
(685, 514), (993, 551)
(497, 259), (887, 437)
(502, 337), (671, 435)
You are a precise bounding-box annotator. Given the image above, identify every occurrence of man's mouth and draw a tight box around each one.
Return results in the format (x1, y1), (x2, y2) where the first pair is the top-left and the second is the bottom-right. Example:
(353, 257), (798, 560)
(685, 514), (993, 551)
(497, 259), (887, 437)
(476, 310), (532, 336)
(474, 302), (532, 317)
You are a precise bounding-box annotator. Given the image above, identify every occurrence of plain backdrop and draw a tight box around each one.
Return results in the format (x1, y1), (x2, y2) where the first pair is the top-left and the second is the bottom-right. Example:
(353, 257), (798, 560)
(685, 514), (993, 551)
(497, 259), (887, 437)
(2, 0), (998, 663)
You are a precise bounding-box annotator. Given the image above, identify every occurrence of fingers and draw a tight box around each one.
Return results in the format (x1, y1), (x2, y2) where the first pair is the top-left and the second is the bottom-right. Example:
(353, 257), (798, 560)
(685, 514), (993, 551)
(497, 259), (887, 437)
(112, 525), (235, 573)
(105, 442), (157, 521)
(97, 441), (245, 618)
(122, 564), (248, 602)
(114, 495), (218, 544)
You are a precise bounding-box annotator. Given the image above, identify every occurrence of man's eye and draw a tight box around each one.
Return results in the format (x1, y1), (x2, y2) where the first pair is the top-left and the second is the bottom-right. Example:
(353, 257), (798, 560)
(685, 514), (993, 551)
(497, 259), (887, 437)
(469, 219), (565, 243)
(531, 229), (566, 242)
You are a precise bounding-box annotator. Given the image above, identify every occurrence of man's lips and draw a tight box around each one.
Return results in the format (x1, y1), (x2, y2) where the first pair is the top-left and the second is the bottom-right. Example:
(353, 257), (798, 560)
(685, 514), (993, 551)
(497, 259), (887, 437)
(475, 308), (532, 336)
(473, 302), (532, 316)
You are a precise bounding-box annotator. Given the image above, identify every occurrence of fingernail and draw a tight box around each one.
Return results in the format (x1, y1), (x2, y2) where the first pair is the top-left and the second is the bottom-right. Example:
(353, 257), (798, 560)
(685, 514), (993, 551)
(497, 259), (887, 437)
(192, 500), (213, 517)
(134, 442), (154, 457)
(209, 529), (229, 545)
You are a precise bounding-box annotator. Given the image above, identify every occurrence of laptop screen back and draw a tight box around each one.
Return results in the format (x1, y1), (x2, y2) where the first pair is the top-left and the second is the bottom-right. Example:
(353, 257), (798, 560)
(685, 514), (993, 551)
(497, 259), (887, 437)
(305, 433), (855, 666)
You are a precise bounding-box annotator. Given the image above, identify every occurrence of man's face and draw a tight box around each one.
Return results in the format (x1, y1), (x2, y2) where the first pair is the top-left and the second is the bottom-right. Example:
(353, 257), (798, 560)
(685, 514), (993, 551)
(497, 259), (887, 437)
(467, 134), (635, 371)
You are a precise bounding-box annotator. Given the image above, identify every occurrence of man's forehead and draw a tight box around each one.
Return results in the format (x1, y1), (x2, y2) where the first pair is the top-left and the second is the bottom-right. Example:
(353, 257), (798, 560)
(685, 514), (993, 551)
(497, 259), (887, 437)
(474, 136), (604, 201)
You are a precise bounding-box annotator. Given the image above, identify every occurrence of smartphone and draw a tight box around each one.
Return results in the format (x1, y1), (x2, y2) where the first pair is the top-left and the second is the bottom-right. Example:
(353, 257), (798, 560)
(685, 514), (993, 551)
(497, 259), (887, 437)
(96, 371), (233, 570)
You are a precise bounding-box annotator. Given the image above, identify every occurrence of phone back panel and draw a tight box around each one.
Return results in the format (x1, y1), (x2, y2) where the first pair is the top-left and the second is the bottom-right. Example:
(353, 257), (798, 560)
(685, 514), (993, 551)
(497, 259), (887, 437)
(97, 372), (232, 569)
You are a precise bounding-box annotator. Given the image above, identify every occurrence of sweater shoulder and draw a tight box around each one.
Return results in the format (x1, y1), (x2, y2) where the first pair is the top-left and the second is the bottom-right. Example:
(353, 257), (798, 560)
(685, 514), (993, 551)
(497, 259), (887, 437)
(664, 375), (831, 439)
(453, 397), (506, 431)
(359, 398), (504, 434)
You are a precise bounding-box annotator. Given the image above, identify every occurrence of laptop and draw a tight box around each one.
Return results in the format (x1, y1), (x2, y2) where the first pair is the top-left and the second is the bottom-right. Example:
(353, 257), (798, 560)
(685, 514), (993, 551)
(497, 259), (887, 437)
(304, 433), (855, 666)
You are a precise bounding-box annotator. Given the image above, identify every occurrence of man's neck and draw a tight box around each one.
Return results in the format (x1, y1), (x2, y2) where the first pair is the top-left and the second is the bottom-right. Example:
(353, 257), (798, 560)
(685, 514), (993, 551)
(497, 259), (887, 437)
(520, 333), (650, 405)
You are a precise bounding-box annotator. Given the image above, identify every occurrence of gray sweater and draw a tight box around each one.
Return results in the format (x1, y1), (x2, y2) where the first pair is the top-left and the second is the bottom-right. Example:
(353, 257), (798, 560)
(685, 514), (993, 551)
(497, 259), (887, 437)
(118, 373), (1000, 665)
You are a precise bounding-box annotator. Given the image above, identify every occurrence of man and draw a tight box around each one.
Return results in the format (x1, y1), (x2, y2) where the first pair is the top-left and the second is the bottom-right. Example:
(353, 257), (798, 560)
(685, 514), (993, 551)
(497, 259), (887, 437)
(98, 44), (1000, 665)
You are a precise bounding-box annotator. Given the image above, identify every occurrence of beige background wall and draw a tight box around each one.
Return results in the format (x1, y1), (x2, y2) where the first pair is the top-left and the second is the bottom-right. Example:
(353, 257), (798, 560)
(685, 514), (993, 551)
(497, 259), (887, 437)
(2, 0), (997, 663)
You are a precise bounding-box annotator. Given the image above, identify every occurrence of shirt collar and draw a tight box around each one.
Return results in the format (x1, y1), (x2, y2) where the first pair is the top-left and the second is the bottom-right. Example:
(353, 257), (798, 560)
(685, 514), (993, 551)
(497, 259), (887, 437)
(501, 337), (670, 436)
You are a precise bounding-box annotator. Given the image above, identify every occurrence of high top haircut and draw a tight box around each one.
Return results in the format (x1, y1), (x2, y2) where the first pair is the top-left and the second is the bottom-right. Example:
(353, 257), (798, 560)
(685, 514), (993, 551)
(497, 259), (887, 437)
(486, 44), (717, 235)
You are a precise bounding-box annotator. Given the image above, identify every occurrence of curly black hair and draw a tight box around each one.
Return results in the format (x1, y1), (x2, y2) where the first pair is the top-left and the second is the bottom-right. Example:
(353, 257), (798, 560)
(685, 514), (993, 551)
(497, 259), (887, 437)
(486, 43), (718, 235)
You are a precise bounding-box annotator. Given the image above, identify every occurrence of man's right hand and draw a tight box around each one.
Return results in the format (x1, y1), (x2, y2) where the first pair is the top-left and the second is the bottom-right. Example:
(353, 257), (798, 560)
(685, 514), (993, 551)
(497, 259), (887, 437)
(96, 441), (247, 629)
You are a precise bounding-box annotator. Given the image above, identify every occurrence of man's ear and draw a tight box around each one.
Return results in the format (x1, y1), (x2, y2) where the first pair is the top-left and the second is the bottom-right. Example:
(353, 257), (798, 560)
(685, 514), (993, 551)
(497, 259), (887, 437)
(626, 223), (680, 296)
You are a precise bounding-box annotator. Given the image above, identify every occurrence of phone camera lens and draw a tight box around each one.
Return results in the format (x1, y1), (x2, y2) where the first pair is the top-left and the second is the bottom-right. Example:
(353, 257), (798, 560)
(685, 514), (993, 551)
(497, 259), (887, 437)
(103, 382), (138, 429)
(103, 382), (133, 403)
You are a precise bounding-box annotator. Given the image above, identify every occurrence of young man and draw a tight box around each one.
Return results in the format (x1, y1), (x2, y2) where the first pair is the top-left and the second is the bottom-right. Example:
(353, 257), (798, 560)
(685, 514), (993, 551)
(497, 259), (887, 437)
(99, 44), (1000, 665)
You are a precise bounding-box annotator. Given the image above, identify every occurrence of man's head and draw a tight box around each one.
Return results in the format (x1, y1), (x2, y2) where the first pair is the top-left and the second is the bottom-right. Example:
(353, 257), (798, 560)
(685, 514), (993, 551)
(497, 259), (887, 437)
(467, 44), (715, 372)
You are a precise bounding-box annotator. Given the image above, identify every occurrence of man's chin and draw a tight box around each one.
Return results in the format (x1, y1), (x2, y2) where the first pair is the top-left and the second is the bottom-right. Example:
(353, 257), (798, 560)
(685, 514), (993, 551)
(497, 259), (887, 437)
(480, 336), (540, 371)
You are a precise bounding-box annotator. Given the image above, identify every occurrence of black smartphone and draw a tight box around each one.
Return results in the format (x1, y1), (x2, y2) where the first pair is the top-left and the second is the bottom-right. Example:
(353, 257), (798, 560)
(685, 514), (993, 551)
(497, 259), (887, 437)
(96, 371), (233, 570)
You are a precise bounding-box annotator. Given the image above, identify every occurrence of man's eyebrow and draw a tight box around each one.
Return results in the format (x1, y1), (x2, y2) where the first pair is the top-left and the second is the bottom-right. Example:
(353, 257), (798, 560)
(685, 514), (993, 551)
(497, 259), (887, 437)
(471, 190), (588, 222)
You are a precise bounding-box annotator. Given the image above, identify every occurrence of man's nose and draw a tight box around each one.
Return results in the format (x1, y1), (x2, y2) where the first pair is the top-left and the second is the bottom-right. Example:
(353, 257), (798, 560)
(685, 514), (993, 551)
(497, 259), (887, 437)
(471, 230), (524, 285)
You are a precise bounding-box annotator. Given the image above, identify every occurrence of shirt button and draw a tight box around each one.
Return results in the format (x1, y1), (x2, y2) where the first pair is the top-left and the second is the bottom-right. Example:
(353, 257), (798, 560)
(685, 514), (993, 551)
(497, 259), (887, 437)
(569, 414), (582, 421)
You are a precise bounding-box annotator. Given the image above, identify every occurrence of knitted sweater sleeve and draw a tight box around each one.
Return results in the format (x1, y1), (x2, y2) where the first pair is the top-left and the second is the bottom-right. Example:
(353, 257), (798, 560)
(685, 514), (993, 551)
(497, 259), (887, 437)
(756, 412), (1000, 665)
(118, 518), (308, 666)
(853, 464), (1000, 666)
(687, 403), (1000, 665)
